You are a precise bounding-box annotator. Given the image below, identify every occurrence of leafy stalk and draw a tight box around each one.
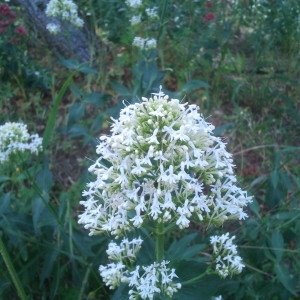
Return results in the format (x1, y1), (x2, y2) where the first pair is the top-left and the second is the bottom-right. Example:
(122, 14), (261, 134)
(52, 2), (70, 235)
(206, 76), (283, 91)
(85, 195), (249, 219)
(43, 73), (74, 149)
(0, 234), (29, 300)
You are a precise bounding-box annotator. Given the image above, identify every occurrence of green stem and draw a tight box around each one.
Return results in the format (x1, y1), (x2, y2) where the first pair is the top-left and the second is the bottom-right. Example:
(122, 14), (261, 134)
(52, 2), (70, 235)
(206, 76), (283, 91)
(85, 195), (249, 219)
(0, 234), (29, 300)
(43, 73), (74, 149)
(181, 270), (210, 286)
(156, 222), (165, 262)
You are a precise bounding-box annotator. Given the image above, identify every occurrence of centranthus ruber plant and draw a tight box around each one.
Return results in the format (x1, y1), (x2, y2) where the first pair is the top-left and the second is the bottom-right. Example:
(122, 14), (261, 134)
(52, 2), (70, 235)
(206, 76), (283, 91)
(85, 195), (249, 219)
(78, 87), (252, 299)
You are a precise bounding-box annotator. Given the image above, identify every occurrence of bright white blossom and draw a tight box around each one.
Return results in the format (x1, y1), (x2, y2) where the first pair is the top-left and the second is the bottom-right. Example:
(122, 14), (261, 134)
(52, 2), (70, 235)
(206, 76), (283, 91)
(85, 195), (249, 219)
(45, 0), (84, 33)
(212, 296), (223, 300)
(126, 0), (142, 8)
(130, 15), (142, 25)
(145, 7), (158, 19)
(46, 22), (61, 34)
(125, 261), (181, 300)
(210, 233), (245, 278)
(106, 237), (143, 262)
(78, 88), (252, 237)
(100, 238), (181, 299)
(99, 262), (126, 289)
(0, 122), (43, 163)
(132, 37), (157, 50)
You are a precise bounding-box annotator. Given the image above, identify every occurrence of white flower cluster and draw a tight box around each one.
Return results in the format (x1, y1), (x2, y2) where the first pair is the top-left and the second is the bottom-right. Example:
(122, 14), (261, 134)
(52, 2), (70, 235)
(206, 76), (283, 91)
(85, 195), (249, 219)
(130, 15), (142, 26)
(132, 37), (157, 50)
(79, 88), (252, 237)
(0, 122), (43, 163)
(45, 0), (84, 34)
(125, 0), (143, 8)
(210, 233), (245, 278)
(145, 7), (158, 19)
(99, 238), (180, 299)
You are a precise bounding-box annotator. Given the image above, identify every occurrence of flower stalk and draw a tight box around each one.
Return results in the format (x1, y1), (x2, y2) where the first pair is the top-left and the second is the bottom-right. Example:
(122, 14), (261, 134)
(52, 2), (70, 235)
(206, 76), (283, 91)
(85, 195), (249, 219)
(155, 222), (165, 262)
(0, 234), (29, 300)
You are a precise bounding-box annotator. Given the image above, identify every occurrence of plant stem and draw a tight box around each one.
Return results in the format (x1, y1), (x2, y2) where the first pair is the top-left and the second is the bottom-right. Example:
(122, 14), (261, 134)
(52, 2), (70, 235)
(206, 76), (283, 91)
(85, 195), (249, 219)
(0, 234), (29, 300)
(180, 270), (209, 286)
(156, 222), (164, 262)
(43, 73), (74, 149)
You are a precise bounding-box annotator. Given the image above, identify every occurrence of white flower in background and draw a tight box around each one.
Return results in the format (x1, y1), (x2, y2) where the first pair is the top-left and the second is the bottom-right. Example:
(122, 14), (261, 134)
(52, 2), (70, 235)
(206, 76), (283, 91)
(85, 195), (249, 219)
(126, 0), (142, 8)
(210, 233), (245, 278)
(145, 7), (158, 19)
(45, 0), (84, 33)
(212, 296), (223, 300)
(0, 122), (43, 163)
(78, 87), (252, 237)
(130, 14), (141, 25)
(46, 22), (61, 34)
(132, 37), (157, 50)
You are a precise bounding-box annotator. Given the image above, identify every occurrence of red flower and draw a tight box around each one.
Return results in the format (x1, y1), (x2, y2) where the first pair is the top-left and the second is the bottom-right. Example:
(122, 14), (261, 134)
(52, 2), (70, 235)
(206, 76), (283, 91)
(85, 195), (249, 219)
(0, 20), (9, 26)
(0, 4), (16, 19)
(14, 26), (27, 35)
(0, 4), (10, 14)
(206, 1), (213, 8)
(204, 13), (215, 21)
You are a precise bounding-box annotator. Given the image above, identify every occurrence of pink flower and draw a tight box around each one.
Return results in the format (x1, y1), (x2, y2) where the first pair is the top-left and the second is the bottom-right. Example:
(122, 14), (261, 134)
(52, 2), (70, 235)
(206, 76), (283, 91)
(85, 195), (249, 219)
(0, 4), (16, 19)
(14, 26), (27, 35)
(0, 27), (6, 34)
(0, 20), (11, 26)
(0, 4), (10, 14)
(204, 13), (215, 21)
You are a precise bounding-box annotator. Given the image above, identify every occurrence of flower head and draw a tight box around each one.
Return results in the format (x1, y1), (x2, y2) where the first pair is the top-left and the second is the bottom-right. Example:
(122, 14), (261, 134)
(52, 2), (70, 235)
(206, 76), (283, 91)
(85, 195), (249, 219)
(126, 261), (181, 300)
(132, 36), (157, 50)
(0, 122), (43, 163)
(78, 88), (251, 237)
(204, 13), (215, 21)
(14, 25), (26, 35)
(210, 233), (245, 278)
(45, 0), (84, 33)
(125, 0), (142, 8)
(46, 22), (61, 34)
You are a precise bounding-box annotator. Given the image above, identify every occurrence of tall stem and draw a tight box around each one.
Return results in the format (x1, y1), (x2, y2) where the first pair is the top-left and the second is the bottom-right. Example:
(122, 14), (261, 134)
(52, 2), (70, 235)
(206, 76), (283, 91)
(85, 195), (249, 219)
(0, 234), (29, 300)
(156, 222), (164, 262)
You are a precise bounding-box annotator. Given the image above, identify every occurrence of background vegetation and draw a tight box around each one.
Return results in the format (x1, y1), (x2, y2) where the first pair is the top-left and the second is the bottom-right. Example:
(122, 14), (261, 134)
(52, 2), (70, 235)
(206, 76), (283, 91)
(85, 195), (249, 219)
(0, 0), (299, 299)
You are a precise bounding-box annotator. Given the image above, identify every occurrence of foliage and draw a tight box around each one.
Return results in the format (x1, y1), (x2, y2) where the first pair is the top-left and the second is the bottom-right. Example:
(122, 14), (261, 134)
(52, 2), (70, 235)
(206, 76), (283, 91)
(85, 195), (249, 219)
(0, 0), (299, 299)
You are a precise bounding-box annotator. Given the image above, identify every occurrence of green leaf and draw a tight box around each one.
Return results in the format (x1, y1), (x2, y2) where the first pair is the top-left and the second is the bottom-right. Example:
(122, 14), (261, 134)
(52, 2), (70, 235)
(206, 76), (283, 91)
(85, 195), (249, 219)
(270, 170), (279, 188)
(110, 81), (131, 97)
(274, 263), (298, 296)
(43, 73), (74, 149)
(248, 197), (260, 218)
(70, 83), (84, 99)
(36, 159), (53, 193)
(250, 174), (268, 188)
(213, 123), (234, 136)
(269, 230), (284, 262)
(67, 124), (89, 138)
(40, 247), (59, 285)
(0, 176), (10, 183)
(167, 233), (203, 260)
(68, 102), (85, 124)
(0, 193), (11, 215)
(181, 80), (210, 93)
(84, 92), (111, 107)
